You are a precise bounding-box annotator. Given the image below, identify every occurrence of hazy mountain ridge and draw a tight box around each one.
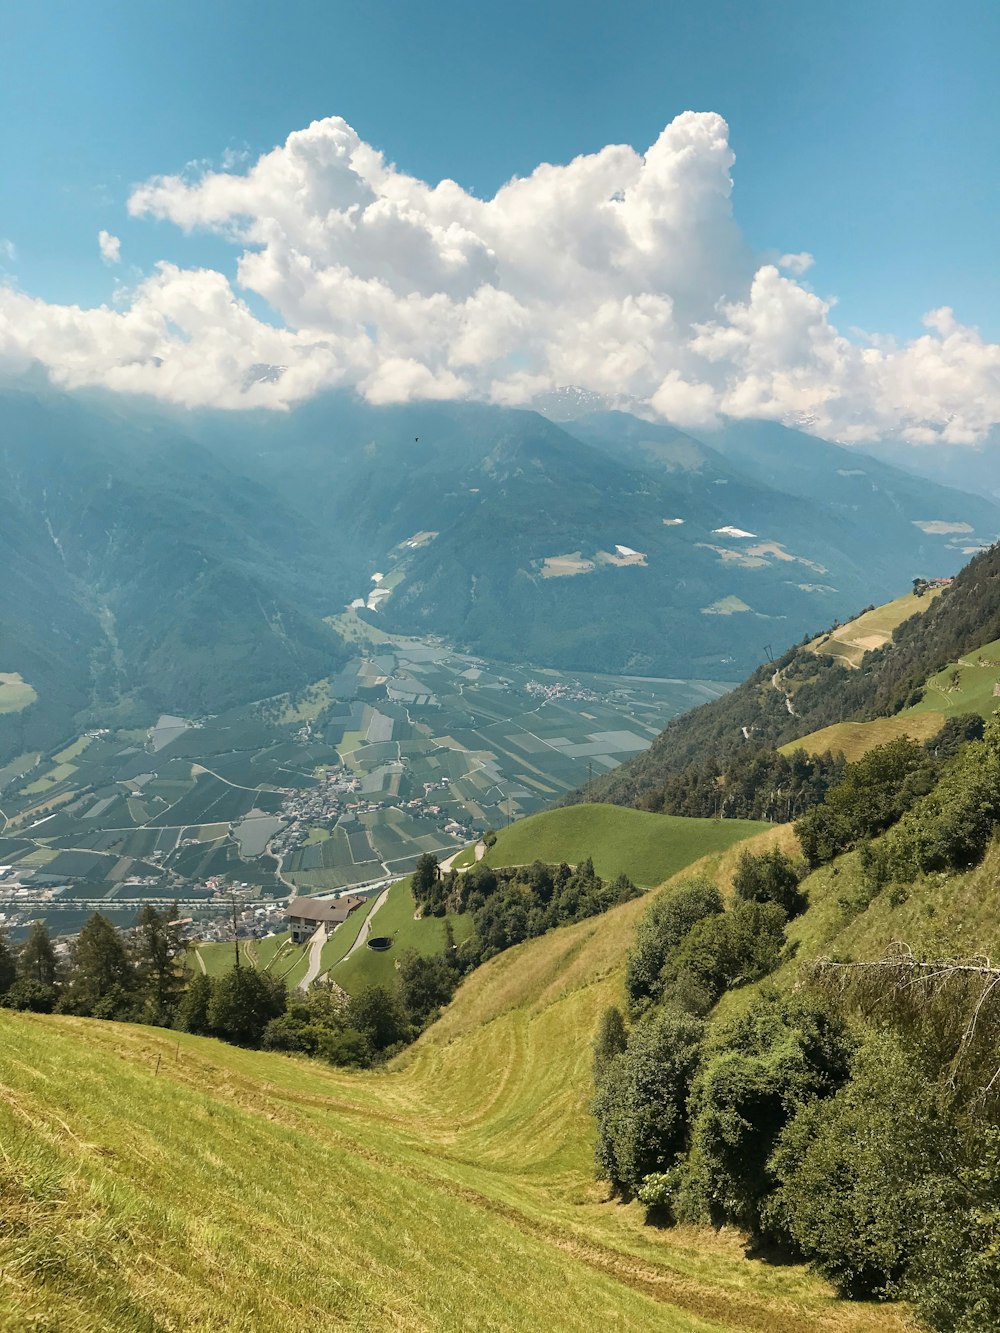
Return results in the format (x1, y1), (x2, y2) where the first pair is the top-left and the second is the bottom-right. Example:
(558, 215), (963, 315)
(3, 379), (999, 760)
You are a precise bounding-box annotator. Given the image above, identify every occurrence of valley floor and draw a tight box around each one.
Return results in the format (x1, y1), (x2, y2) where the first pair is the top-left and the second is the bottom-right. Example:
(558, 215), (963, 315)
(0, 832), (908, 1333)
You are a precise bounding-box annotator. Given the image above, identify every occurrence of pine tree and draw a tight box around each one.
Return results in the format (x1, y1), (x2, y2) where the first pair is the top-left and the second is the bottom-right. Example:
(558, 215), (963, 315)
(63, 913), (135, 1019)
(18, 920), (57, 986)
(0, 929), (16, 996)
(133, 903), (186, 1024)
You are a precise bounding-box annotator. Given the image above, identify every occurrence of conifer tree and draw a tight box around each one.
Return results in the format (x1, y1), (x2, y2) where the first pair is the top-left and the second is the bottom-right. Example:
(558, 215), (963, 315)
(62, 913), (135, 1019)
(133, 903), (186, 1024)
(19, 920), (57, 986)
(0, 928), (15, 996)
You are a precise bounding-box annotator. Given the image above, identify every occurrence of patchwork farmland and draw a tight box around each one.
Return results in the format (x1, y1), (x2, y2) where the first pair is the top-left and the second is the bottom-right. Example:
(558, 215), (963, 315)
(0, 624), (732, 936)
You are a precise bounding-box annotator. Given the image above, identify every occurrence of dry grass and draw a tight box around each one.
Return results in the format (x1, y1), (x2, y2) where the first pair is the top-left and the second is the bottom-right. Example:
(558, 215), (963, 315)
(781, 712), (944, 763)
(806, 590), (940, 669)
(0, 824), (910, 1333)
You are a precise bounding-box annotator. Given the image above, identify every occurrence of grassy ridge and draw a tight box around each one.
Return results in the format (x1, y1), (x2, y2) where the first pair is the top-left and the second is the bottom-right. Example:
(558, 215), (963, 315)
(484, 804), (769, 886)
(786, 631), (1000, 762)
(0, 826), (903, 1333)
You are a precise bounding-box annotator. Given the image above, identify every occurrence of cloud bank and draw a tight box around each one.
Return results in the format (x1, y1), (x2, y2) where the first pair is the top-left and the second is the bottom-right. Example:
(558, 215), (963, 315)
(1, 112), (998, 443)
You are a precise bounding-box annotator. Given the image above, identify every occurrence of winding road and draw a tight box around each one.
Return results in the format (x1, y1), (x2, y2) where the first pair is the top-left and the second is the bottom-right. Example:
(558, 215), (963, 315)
(438, 840), (487, 874)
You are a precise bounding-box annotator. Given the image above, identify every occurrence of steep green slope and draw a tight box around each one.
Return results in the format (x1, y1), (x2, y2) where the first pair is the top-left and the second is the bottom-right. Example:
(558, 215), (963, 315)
(0, 825), (903, 1333)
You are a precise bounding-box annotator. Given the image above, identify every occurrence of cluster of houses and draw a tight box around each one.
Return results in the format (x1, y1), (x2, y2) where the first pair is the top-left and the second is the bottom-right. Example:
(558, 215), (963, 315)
(524, 679), (600, 704)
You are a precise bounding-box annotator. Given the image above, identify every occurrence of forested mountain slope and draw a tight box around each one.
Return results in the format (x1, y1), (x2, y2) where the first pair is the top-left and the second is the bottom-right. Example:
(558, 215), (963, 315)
(581, 540), (1000, 812)
(0, 386), (344, 757)
(4, 377), (998, 760)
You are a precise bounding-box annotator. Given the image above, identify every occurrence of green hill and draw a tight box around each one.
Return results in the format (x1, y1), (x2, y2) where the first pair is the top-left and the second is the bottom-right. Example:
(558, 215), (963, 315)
(785, 631), (1000, 763)
(484, 804), (768, 886)
(0, 825), (905, 1333)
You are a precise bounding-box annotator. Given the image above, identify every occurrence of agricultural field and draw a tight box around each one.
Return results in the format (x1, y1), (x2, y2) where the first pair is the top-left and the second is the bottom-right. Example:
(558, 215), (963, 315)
(0, 671), (37, 714)
(0, 625), (732, 936)
(805, 588), (941, 668)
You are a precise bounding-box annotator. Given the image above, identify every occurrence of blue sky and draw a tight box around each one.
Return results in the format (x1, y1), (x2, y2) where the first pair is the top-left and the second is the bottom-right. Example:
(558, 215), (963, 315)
(3, 0), (998, 338)
(1, 0), (998, 444)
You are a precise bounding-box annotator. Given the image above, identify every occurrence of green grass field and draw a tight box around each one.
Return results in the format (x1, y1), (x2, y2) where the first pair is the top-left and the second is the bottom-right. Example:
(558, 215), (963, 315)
(332, 879), (475, 993)
(905, 635), (1000, 720)
(483, 804), (769, 886)
(0, 820), (907, 1333)
(787, 629), (1000, 763)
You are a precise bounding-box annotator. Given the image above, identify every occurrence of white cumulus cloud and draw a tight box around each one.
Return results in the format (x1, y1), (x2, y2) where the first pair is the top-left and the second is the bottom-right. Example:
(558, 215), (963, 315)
(0, 112), (997, 444)
(98, 230), (121, 264)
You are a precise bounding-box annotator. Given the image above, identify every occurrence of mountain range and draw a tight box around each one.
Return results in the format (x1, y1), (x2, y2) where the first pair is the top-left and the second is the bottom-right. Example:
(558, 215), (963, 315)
(2, 376), (998, 760)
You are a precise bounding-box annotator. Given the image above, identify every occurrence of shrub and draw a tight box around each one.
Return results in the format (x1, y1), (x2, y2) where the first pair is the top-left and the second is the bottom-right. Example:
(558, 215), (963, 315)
(624, 878), (723, 1014)
(593, 1008), (704, 1196)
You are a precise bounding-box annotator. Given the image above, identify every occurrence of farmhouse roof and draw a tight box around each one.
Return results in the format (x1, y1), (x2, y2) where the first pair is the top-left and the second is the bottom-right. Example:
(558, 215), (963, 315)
(286, 895), (365, 925)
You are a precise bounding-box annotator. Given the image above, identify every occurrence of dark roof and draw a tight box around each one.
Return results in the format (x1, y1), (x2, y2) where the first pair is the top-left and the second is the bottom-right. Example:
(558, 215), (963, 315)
(286, 895), (365, 925)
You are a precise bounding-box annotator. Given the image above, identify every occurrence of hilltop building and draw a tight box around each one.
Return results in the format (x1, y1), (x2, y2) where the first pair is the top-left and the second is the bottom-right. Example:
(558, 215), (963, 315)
(286, 895), (365, 944)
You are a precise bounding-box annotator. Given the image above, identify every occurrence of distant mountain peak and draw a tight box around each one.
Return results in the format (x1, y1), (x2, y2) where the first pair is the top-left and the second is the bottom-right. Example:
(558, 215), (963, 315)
(531, 385), (610, 421)
(242, 363), (287, 391)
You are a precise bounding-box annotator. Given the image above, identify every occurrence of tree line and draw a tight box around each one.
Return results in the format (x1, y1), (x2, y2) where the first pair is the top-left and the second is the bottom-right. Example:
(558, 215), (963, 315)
(412, 853), (640, 966)
(593, 734), (1000, 1331)
(0, 852), (639, 1069)
(0, 906), (462, 1069)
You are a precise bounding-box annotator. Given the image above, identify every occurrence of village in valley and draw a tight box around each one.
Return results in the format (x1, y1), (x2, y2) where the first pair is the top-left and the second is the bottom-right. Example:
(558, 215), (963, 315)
(0, 625), (728, 949)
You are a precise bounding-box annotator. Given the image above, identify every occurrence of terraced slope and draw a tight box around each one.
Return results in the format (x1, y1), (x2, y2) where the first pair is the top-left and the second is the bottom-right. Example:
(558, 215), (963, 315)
(805, 589), (942, 668)
(0, 830), (902, 1333)
(786, 631), (1000, 762)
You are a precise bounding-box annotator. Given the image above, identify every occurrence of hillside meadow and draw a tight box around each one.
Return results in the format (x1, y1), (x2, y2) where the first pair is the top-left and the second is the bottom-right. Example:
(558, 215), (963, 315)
(0, 825), (912, 1333)
(482, 804), (769, 886)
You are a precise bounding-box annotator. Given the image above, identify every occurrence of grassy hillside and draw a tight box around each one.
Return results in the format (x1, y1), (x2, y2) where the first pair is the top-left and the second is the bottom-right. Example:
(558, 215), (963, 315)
(483, 805), (769, 886)
(0, 826), (905, 1333)
(805, 589), (941, 668)
(785, 631), (1000, 761)
(779, 712), (944, 763)
(331, 878), (475, 993)
(583, 542), (1000, 811)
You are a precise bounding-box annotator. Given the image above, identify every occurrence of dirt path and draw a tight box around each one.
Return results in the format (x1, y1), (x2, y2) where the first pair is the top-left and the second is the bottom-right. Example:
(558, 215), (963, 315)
(297, 924), (328, 991)
(439, 840), (487, 874)
(771, 668), (796, 716)
(337, 886), (392, 965)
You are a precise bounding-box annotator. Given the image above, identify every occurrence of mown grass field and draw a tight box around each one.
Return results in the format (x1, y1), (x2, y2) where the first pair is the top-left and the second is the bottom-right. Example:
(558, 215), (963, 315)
(806, 590), (939, 668)
(0, 825), (906, 1333)
(906, 634), (1000, 720)
(780, 712), (944, 763)
(483, 804), (769, 886)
